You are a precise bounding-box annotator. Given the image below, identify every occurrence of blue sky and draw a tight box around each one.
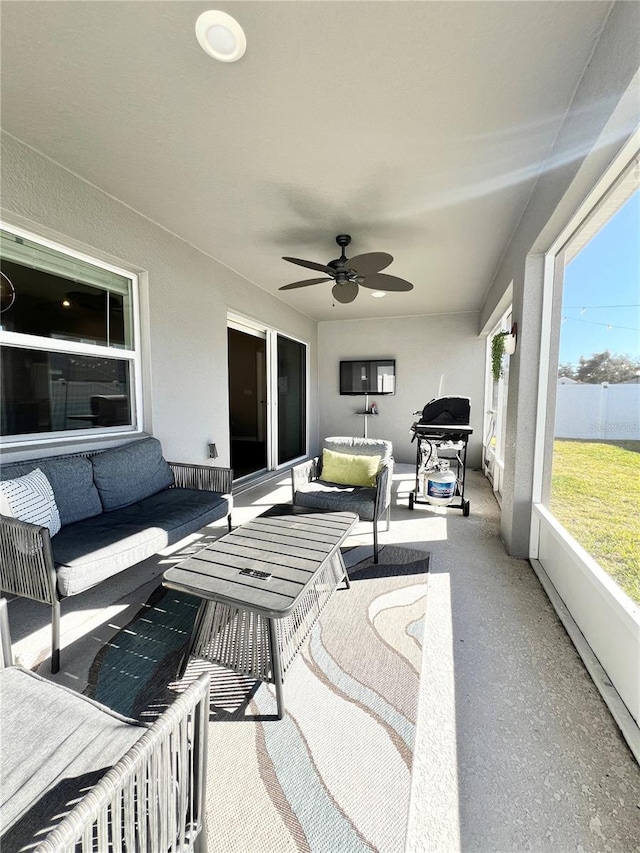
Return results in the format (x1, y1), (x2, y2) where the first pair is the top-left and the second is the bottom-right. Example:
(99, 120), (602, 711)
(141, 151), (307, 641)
(560, 190), (639, 366)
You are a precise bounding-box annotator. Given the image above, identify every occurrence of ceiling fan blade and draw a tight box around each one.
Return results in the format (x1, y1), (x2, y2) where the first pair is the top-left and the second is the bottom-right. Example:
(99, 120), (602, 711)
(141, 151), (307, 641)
(279, 278), (332, 291)
(282, 256), (335, 275)
(332, 281), (359, 304)
(358, 273), (414, 292)
(347, 252), (393, 275)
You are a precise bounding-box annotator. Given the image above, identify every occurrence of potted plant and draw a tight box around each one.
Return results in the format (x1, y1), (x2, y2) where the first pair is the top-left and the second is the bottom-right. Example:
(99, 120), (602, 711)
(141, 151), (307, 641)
(491, 324), (517, 382)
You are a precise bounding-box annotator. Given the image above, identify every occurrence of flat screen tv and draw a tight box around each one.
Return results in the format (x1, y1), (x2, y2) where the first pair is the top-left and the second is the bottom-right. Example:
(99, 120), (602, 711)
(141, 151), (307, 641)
(339, 359), (396, 395)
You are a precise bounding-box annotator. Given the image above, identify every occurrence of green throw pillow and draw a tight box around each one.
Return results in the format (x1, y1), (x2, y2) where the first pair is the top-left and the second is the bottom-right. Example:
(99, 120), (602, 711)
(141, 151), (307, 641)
(321, 448), (382, 488)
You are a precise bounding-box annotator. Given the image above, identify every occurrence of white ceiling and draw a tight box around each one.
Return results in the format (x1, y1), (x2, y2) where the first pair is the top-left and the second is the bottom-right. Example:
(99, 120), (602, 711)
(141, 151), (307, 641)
(0, 1), (612, 321)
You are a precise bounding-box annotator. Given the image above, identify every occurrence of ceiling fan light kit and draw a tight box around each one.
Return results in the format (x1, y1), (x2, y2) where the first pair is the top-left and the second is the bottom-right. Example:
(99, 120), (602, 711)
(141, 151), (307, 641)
(280, 235), (414, 304)
(195, 10), (246, 62)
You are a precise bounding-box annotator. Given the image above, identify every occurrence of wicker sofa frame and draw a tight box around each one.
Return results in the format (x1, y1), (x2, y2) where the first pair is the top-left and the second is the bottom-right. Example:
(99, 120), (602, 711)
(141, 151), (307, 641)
(0, 448), (233, 674)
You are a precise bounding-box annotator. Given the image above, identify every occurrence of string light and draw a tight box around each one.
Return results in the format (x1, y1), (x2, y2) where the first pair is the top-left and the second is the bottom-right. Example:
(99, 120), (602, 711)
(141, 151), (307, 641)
(563, 303), (640, 309)
(560, 316), (639, 332)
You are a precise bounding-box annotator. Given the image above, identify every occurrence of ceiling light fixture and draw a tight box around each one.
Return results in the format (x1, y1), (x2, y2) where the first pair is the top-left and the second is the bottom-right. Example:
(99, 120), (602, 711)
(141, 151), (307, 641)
(195, 10), (246, 62)
(371, 291), (387, 298)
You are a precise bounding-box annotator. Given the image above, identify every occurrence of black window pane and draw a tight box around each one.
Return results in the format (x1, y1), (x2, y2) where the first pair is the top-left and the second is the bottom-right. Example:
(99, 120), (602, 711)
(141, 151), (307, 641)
(277, 335), (306, 465)
(1, 347), (131, 436)
(0, 259), (127, 347)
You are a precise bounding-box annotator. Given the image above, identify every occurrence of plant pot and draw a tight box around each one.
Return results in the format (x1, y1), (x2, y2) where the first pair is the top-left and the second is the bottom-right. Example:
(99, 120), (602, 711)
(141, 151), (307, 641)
(503, 333), (517, 356)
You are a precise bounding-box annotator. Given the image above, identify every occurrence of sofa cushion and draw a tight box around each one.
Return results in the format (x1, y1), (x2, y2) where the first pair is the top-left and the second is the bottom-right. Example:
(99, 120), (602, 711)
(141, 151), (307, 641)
(294, 480), (376, 522)
(91, 437), (175, 511)
(54, 488), (231, 596)
(0, 667), (145, 851)
(321, 447), (381, 487)
(0, 468), (61, 537)
(0, 456), (102, 526)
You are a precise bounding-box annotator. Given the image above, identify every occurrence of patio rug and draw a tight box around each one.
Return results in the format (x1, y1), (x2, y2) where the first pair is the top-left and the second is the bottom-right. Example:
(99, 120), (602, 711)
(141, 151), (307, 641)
(85, 543), (430, 853)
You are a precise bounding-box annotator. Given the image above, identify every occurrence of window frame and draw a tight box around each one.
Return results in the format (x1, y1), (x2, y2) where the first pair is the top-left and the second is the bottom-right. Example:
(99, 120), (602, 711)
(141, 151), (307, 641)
(529, 133), (640, 743)
(0, 222), (143, 447)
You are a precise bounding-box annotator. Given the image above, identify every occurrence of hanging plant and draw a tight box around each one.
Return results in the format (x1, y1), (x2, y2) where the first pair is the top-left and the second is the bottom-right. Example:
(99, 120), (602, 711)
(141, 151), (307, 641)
(491, 324), (518, 381)
(491, 331), (508, 382)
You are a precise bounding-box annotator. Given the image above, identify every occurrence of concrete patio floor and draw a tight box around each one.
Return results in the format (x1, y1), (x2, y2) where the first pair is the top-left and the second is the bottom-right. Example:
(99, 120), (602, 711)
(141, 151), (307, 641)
(6, 464), (640, 852)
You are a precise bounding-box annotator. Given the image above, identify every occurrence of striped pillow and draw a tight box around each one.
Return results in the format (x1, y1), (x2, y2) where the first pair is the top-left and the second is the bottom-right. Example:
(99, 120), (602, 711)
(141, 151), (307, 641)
(0, 468), (61, 537)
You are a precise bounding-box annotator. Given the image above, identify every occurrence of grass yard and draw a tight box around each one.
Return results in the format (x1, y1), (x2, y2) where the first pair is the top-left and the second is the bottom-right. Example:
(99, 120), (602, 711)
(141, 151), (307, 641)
(550, 439), (640, 606)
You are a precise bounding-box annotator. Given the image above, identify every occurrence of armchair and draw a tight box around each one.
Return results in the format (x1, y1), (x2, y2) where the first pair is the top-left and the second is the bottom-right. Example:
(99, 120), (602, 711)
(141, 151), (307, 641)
(0, 599), (210, 853)
(291, 436), (393, 563)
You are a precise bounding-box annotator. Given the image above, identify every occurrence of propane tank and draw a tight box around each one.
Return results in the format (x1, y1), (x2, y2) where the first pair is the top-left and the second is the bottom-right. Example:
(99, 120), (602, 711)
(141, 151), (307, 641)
(424, 460), (457, 506)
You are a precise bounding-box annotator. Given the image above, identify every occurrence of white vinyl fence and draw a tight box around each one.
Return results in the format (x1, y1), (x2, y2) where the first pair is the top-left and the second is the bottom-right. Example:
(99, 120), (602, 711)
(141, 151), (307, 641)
(555, 383), (640, 440)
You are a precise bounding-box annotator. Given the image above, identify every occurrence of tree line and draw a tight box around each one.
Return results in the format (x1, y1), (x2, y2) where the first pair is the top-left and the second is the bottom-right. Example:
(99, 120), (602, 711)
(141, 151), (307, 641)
(558, 351), (640, 383)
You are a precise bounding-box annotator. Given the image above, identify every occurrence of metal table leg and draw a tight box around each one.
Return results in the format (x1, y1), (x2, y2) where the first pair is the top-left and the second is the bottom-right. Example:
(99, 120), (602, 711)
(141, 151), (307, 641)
(268, 617), (285, 720)
(178, 599), (208, 678)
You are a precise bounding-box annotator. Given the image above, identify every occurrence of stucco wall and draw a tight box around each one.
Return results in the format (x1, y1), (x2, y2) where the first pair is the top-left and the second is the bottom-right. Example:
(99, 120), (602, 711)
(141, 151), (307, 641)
(318, 313), (485, 468)
(0, 133), (318, 466)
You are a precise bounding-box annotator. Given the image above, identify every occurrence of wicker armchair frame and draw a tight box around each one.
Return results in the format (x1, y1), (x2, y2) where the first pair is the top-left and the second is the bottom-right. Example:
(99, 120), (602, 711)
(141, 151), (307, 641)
(0, 449), (233, 673)
(31, 673), (210, 853)
(0, 598), (211, 853)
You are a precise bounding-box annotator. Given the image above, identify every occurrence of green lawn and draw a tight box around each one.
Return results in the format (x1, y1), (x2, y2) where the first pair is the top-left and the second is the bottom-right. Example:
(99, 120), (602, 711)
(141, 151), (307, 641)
(550, 440), (640, 606)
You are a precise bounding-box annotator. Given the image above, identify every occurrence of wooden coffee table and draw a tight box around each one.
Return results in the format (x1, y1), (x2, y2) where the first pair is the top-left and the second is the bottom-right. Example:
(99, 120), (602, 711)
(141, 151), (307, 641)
(163, 505), (358, 718)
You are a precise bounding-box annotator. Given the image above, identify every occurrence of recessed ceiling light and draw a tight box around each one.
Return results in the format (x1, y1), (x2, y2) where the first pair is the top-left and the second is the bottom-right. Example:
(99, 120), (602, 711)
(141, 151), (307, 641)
(195, 10), (246, 62)
(371, 291), (387, 298)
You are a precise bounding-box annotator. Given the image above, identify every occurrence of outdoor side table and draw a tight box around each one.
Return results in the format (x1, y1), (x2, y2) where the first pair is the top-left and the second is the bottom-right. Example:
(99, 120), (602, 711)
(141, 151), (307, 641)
(163, 505), (358, 719)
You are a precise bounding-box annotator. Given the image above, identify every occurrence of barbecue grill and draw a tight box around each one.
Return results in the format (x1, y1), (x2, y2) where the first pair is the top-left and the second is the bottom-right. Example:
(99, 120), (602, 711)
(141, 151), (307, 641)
(409, 396), (473, 515)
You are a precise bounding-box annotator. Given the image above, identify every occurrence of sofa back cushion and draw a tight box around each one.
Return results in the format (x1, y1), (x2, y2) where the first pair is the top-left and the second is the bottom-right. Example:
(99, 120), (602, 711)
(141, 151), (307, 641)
(91, 437), (175, 511)
(0, 456), (102, 527)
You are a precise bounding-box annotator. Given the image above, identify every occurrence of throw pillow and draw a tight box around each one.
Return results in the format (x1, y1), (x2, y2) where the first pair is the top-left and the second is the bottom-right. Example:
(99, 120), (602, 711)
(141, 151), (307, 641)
(321, 448), (382, 488)
(0, 468), (61, 536)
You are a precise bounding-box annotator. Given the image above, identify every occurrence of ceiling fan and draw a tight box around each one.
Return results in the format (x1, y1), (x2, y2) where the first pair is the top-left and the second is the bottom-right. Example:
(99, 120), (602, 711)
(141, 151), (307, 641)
(279, 234), (414, 304)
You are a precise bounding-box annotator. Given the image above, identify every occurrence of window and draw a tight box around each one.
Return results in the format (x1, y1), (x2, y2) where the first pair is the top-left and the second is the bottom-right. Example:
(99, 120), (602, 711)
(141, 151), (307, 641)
(545, 173), (640, 604)
(0, 226), (140, 442)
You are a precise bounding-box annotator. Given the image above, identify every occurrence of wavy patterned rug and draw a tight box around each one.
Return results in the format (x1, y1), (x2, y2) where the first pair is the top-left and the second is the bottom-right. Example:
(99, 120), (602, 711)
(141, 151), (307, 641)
(85, 543), (429, 853)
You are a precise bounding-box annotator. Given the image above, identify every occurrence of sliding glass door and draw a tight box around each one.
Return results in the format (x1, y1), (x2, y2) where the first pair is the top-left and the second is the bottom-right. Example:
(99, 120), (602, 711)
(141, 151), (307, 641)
(228, 316), (308, 479)
(276, 334), (307, 466)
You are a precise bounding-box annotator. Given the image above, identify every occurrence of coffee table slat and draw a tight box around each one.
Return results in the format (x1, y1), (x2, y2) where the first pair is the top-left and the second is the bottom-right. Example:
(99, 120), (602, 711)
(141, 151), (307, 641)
(217, 531), (335, 561)
(163, 567), (296, 612)
(195, 541), (321, 573)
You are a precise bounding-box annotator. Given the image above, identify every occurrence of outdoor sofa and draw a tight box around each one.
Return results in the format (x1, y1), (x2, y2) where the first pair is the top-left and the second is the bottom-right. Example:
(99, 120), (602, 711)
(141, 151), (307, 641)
(0, 599), (210, 853)
(0, 436), (233, 672)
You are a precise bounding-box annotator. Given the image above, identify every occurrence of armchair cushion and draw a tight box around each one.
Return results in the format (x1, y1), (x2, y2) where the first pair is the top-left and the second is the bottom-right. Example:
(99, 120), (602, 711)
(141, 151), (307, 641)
(293, 481), (378, 522)
(322, 436), (392, 465)
(321, 448), (381, 487)
(0, 667), (145, 849)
